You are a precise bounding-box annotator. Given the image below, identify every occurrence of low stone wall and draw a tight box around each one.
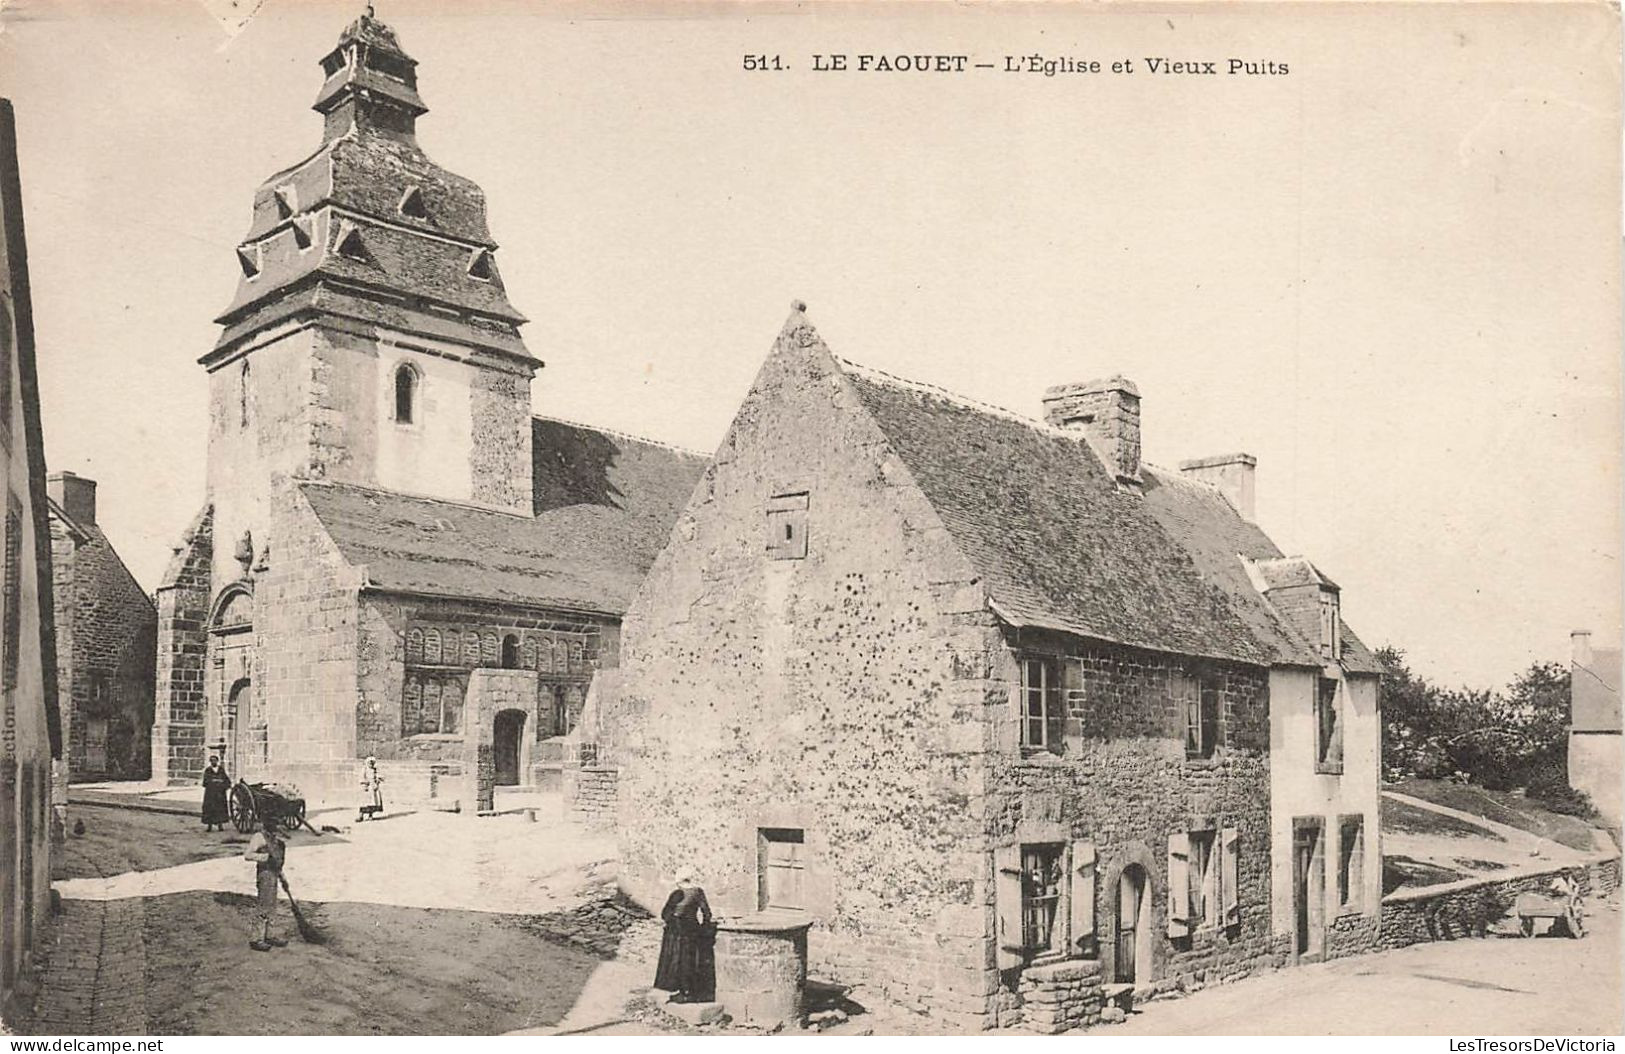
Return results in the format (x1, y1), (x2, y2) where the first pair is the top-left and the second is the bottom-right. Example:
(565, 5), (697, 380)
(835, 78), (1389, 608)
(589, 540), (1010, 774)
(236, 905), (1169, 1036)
(1015, 958), (1105, 1034)
(1326, 912), (1382, 961)
(569, 765), (619, 828)
(1380, 856), (1621, 949)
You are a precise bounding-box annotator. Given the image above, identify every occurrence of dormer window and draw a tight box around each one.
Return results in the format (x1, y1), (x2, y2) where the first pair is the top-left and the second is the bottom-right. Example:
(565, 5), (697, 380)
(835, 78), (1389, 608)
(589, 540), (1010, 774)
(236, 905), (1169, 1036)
(399, 187), (428, 220)
(466, 249), (495, 282)
(236, 245), (261, 279)
(273, 185), (297, 220)
(394, 362), (419, 425)
(320, 47), (350, 78)
(291, 217), (313, 251)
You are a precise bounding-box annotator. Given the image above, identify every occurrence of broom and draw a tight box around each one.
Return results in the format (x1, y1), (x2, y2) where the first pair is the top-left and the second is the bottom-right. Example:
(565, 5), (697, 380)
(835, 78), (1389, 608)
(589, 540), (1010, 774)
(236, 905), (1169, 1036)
(276, 870), (327, 944)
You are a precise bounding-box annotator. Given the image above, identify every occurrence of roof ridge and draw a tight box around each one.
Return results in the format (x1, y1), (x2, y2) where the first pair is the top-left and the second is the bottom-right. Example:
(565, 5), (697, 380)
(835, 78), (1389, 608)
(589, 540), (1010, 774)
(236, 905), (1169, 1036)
(835, 357), (1089, 445)
(297, 478), (533, 520)
(532, 414), (708, 459)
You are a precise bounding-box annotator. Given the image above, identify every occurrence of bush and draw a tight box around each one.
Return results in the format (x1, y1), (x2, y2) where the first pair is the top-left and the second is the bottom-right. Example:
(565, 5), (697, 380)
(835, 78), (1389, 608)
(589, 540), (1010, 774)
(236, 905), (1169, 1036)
(1527, 775), (1598, 819)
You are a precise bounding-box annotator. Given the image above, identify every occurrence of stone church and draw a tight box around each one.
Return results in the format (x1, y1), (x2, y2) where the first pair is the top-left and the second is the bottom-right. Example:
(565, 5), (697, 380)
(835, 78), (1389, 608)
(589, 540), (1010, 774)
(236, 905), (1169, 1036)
(149, 12), (705, 807)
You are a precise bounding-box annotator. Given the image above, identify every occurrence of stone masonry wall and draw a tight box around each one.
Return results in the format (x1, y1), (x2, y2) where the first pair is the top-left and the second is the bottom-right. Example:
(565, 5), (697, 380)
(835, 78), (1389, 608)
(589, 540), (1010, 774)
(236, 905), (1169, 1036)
(469, 366), (533, 514)
(1379, 857), (1621, 949)
(609, 319), (1003, 1034)
(49, 516), (156, 785)
(151, 505), (212, 785)
(987, 635), (1279, 1028)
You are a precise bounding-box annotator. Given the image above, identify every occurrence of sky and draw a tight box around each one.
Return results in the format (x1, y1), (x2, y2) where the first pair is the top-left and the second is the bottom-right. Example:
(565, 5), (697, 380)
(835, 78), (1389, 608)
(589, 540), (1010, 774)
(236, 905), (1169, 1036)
(0, 0), (1618, 691)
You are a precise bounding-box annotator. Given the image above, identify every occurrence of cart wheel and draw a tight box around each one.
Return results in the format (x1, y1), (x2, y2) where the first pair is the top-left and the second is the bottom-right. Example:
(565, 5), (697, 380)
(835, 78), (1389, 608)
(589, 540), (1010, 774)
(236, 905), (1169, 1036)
(1567, 909), (1585, 939)
(1520, 916), (1535, 938)
(287, 802), (306, 831)
(230, 785), (257, 833)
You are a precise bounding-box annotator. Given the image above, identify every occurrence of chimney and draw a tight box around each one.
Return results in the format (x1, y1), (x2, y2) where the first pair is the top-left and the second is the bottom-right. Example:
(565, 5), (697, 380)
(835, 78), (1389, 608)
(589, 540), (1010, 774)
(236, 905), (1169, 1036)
(1572, 629), (1594, 666)
(1043, 376), (1142, 486)
(1179, 453), (1258, 523)
(47, 471), (96, 527)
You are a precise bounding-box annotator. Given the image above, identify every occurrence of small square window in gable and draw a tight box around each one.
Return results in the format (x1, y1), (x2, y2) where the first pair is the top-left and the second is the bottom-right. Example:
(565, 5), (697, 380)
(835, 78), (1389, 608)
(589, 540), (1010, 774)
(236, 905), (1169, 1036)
(766, 492), (809, 560)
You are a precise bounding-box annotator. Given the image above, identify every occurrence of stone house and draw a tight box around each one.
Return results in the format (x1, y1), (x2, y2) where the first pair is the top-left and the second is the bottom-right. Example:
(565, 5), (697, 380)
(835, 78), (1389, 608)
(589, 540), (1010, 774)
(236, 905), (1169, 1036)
(594, 306), (1383, 1031)
(47, 472), (157, 788)
(1568, 629), (1620, 824)
(149, 12), (705, 807)
(1, 98), (64, 1019)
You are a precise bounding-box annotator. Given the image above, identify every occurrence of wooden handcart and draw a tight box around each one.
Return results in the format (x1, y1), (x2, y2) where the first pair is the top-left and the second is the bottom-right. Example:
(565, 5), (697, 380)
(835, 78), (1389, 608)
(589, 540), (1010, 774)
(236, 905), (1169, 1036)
(228, 779), (311, 834)
(1512, 889), (1585, 938)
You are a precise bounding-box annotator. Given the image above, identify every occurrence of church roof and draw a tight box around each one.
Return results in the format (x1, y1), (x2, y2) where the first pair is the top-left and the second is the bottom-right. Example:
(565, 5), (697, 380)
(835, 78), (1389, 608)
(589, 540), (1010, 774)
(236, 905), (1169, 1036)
(300, 419), (707, 615)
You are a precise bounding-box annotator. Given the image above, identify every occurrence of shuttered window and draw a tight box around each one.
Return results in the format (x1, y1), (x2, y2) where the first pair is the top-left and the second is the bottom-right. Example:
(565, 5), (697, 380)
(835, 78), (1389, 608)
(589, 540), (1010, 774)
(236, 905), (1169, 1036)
(1166, 832), (1191, 939)
(1316, 677), (1343, 773)
(1338, 816), (1364, 913)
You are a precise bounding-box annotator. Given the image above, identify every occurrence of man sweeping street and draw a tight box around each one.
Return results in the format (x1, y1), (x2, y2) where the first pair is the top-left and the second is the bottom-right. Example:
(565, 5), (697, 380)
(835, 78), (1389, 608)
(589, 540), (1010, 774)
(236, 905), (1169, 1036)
(243, 813), (289, 951)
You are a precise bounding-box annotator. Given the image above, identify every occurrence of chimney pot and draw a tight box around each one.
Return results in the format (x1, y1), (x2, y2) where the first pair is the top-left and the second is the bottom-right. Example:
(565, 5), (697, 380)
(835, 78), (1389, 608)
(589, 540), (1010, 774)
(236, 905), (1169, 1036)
(1043, 376), (1142, 486)
(47, 471), (96, 527)
(1179, 453), (1258, 523)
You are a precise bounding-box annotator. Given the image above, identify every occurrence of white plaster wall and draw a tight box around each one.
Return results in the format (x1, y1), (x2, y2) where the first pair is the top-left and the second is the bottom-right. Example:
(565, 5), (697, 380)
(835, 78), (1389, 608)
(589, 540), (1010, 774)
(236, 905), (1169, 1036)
(373, 341), (475, 505)
(1569, 732), (1622, 823)
(1268, 667), (1383, 938)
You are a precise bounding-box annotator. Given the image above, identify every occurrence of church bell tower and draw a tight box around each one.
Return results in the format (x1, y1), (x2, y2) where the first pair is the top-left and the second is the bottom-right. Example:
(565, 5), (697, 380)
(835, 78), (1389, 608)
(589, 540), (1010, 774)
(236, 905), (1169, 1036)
(200, 7), (538, 588)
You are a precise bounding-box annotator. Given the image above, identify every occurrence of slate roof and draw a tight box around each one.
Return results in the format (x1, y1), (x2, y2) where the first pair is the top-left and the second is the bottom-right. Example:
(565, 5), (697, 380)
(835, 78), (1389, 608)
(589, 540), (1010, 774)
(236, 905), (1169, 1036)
(1573, 647), (1622, 733)
(837, 358), (1379, 673)
(842, 364), (1277, 667)
(300, 419), (706, 615)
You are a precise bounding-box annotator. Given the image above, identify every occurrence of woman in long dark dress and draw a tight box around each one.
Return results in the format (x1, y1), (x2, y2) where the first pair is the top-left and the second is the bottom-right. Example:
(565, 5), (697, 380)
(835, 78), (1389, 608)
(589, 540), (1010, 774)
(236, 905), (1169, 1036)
(201, 755), (231, 832)
(653, 868), (714, 1003)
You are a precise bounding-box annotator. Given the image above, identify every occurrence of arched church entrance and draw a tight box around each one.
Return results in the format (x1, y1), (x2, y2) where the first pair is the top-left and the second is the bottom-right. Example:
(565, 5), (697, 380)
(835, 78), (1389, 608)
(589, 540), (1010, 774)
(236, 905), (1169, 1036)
(493, 709), (528, 787)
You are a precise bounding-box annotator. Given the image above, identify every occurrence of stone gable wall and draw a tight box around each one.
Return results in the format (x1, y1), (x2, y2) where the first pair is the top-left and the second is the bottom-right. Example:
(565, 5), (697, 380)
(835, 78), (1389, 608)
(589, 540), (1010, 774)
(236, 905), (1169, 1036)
(151, 505), (213, 785)
(49, 518), (156, 785)
(609, 327), (1002, 1033)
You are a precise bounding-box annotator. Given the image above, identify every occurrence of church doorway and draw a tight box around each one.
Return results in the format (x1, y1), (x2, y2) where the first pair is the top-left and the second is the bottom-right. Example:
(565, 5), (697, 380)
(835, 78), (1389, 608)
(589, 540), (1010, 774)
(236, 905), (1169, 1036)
(493, 709), (527, 786)
(226, 677), (252, 777)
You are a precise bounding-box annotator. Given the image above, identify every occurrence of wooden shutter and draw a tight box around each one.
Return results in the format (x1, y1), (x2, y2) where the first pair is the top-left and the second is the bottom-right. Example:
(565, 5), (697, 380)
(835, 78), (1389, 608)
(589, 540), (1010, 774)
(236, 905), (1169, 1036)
(1167, 832), (1191, 939)
(1061, 658), (1086, 748)
(995, 845), (1024, 970)
(1221, 827), (1241, 927)
(1070, 840), (1097, 952)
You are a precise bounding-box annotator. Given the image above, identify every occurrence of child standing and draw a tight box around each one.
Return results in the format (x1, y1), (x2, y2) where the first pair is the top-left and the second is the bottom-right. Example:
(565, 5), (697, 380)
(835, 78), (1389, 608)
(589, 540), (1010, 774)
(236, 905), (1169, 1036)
(243, 814), (288, 951)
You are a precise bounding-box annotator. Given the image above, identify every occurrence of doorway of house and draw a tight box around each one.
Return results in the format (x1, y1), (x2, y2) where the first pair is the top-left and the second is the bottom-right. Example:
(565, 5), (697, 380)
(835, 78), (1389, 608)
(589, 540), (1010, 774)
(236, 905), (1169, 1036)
(1114, 864), (1151, 986)
(1293, 820), (1326, 958)
(493, 709), (527, 786)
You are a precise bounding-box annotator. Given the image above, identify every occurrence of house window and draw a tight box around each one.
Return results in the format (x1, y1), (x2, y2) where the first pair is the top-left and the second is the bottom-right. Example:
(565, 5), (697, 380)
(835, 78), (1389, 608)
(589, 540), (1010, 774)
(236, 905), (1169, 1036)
(758, 828), (806, 911)
(394, 363), (418, 424)
(1338, 815), (1365, 912)
(1168, 827), (1240, 939)
(1020, 843), (1066, 958)
(1316, 676), (1343, 773)
(1185, 676), (1220, 759)
(3, 495), (20, 690)
(765, 492), (809, 560)
(1189, 830), (1219, 929)
(1019, 656), (1056, 751)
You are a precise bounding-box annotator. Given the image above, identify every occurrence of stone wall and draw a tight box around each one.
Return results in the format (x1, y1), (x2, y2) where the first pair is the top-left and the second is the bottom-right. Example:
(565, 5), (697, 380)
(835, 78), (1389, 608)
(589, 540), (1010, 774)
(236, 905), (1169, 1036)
(1379, 857), (1621, 949)
(48, 503), (157, 785)
(987, 636), (1279, 1027)
(569, 765), (618, 827)
(469, 366), (533, 514)
(151, 505), (212, 785)
(1016, 958), (1105, 1035)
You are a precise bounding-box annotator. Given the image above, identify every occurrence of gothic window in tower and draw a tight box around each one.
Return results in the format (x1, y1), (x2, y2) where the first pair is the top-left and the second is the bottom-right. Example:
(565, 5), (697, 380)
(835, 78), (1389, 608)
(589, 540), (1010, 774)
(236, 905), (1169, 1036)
(399, 187), (428, 220)
(236, 245), (260, 280)
(394, 362), (419, 425)
(466, 249), (495, 282)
